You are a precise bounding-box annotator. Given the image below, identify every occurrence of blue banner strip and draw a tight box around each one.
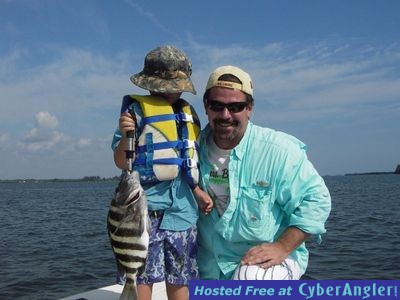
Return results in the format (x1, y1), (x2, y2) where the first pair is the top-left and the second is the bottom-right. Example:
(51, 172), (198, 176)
(189, 280), (399, 300)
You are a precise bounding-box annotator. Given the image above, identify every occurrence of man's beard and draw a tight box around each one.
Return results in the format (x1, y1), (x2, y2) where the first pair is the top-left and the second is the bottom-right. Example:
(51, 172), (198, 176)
(214, 119), (239, 141)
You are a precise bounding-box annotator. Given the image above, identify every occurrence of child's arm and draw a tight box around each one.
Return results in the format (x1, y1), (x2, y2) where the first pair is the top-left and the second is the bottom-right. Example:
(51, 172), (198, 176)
(114, 112), (136, 170)
(192, 186), (213, 215)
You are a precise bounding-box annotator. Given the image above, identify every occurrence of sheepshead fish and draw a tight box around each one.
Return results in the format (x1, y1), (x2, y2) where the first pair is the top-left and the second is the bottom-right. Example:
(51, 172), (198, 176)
(107, 171), (150, 300)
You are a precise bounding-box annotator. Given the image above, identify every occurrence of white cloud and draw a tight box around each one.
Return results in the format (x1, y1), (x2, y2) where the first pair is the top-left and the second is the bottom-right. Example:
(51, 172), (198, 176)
(23, 131), (66, 152)
(1, 39), (399, 178)
(123, 0), (179, 39)
(0, 47), (136, 140)
(77, 137), (92, 148)
(35, 111), (58, 129)
(0, 48), (26, 79)
(19, 111), (99, 154)
(21, 111), (64, 151)
(190, 41), (400, 126)
(0, 133), (8, 148)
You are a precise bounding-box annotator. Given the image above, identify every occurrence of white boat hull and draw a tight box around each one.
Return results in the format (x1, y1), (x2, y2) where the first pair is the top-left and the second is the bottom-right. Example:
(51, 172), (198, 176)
(59, 281), (166, 300)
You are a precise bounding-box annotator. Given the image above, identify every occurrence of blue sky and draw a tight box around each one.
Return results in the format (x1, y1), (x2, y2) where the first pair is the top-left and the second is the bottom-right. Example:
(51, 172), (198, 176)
(1, 0), (399, 179)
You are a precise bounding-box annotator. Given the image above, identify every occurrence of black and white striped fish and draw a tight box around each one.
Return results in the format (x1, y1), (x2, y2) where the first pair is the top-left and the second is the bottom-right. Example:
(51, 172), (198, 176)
(107, 171), (150, 300)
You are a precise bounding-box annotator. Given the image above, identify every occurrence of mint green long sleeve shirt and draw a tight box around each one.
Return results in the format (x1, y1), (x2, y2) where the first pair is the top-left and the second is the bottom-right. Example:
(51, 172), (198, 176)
(197, 122), (331, 279)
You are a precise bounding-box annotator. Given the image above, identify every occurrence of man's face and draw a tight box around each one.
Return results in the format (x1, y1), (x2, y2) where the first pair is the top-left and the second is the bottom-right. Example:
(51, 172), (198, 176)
(205, 87), (252, 149)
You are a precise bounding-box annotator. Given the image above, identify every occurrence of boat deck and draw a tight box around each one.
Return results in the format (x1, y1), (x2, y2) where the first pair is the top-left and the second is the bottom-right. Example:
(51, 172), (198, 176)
(60, 281), (167, 300)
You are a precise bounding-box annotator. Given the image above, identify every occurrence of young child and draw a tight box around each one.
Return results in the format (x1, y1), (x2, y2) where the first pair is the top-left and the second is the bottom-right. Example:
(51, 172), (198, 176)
(111, 45), (212, 300)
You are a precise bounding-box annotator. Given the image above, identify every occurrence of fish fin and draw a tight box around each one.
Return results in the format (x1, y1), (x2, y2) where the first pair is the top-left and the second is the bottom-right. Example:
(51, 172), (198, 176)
(146, 216), (151, 234)
(116, 259), (126, 283)
(138, 213), (151, 236)
(137, 215), (145, 236)
(119, 281), (138, 300)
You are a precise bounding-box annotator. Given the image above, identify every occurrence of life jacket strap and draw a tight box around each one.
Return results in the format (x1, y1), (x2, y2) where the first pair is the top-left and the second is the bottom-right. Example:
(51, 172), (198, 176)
(136, 139), (198, 153)
(134, 157), (198, 168)
(142, 112), (200, 126)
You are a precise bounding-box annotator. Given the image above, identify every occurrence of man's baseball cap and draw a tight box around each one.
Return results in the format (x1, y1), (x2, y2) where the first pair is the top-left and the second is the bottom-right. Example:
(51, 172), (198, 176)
(130, 45), (196, 94)
(205, 65), (253, 96)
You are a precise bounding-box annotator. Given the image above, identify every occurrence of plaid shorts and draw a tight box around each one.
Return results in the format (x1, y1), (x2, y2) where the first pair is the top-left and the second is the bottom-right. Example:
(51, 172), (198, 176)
(137, 211), (199, 285)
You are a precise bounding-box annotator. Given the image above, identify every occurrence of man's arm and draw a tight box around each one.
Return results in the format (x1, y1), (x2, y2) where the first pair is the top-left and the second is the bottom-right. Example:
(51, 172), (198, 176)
(240, 227), (310, 269)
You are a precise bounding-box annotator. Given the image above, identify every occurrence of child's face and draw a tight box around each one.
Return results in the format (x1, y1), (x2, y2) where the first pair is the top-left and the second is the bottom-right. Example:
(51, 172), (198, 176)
(151, 92), (182, 104)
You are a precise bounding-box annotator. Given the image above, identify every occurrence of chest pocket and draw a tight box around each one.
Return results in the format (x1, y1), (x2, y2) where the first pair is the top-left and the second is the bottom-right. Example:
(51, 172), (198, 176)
(238, 185), (272, 228)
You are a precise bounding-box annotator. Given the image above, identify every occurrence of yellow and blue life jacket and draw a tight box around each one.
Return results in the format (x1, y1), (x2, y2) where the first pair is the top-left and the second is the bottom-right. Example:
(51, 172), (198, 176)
(121, 95), (200, 188)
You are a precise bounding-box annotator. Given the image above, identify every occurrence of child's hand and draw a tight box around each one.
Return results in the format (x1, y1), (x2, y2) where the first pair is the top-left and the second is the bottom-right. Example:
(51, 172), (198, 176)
(119, 112), (135, 136)
(192, 186), (213, 215)
(199, 198), (213, 215)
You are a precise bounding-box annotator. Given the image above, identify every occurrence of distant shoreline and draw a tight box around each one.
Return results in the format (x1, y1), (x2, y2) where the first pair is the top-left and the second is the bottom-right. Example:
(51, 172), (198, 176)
(346, 164), (400, 176)
(345, 172), (397, 176)
(1, 172), (399, 183)
(0, 176), (120, 183)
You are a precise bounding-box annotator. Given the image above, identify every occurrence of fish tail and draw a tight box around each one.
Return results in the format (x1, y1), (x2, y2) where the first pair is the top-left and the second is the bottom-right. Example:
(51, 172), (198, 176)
(119, 281), (137, 300)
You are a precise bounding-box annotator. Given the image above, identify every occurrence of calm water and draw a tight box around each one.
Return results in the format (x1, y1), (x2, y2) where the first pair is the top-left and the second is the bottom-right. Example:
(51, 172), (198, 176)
(1, 175), (399, 299)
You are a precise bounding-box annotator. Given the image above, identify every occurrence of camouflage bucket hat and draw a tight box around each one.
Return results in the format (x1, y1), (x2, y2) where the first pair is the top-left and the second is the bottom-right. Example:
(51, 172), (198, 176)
(130, 45), (196, 94)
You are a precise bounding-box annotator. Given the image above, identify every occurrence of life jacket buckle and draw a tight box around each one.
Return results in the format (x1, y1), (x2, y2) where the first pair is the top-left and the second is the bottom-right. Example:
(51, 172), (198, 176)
(184, 158), (197, 169)
(183, 139), (196, 149)
(177, 112), (194, 123)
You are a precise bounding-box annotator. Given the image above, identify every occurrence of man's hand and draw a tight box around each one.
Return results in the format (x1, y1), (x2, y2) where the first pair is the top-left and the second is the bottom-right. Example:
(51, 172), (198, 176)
(241, 227), (309, 269)
(241, 242), (289, 269)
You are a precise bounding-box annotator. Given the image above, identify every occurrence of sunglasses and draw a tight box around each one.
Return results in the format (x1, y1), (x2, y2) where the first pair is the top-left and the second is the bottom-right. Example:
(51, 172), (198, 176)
(207, 100), (248, 113)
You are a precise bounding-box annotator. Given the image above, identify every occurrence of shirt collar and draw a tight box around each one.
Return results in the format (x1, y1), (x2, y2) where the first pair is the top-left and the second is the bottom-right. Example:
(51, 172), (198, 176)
(231, 121), (252, 161)
(203, 122), (253, 161)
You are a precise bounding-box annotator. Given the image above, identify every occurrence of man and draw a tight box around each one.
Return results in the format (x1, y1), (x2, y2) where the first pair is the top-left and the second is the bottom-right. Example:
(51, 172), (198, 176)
(194, 65), (331, 280)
